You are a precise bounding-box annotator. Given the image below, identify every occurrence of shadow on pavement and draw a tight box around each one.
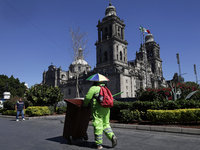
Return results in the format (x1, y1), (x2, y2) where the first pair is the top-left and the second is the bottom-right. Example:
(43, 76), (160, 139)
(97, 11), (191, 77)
(46, 136), (67, 144)
(46, 136), (112, 149)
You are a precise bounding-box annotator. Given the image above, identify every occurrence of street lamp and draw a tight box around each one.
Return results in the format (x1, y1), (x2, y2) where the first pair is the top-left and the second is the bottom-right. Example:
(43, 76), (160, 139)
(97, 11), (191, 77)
(176, 53), (182, 83)
(194, 64), (198, 84)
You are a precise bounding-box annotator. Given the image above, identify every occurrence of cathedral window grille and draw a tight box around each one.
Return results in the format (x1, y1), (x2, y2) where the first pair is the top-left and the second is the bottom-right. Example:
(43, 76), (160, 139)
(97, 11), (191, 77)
(100, 28), (102, 41)
(157, 50), (160, 58)
(118, 27), (120, 37)
(120, 51), (122, 60)
(105, 27), (108, 39)
(104, 51), (108, 62)
(109, 46), (112, 60)
(99, 49), (102, 63)
(109, 25), (112, 37)
(121, 28), (123, 39)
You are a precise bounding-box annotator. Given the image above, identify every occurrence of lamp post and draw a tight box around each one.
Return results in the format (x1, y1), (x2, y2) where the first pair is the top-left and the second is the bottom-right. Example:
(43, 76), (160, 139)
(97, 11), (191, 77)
(194, 64), (198, 84)
(176, 53), (182, 83)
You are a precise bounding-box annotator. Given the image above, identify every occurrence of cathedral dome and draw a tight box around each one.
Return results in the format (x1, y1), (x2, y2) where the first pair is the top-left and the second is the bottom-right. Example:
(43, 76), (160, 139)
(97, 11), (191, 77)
(105, 3), (117, 16)
(72, 59), (88, 65)
(145, 34), (154, 43)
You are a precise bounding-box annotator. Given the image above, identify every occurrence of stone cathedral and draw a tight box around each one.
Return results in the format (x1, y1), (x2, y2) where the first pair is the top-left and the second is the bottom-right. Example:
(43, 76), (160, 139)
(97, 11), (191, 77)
(42, 2), (167, 99)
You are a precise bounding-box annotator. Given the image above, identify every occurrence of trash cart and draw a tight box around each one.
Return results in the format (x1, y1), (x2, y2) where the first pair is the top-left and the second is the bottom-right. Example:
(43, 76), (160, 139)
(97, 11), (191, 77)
(63, 98), (91, 144)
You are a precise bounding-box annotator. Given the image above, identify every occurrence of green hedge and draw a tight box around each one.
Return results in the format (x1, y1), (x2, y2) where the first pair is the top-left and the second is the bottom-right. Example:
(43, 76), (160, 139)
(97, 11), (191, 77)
(120, 109), (142, 123)
(147, 109), (200, 123)
(110, 101), (132, 120)
(2, 110), (26, 116)
(56, 106), (67, 114)
(25, 106), (51, 116)
(110, 99), (200, 121)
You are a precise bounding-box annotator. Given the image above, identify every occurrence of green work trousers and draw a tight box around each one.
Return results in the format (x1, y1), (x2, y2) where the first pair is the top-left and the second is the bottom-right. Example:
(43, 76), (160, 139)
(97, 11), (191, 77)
(92, 102), (115, 145)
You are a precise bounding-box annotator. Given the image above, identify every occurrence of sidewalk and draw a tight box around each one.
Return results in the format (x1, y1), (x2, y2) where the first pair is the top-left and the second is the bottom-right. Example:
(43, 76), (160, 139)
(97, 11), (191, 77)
(1, 113), (200, 135)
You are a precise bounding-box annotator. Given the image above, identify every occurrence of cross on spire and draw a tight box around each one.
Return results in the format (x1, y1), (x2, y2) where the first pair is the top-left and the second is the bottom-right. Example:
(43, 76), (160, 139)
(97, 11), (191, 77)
(109, 0), (112, 6)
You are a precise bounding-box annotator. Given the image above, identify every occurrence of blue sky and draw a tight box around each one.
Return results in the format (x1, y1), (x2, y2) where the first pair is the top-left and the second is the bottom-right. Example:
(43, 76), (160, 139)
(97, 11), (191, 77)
(0, 0), (200, 88)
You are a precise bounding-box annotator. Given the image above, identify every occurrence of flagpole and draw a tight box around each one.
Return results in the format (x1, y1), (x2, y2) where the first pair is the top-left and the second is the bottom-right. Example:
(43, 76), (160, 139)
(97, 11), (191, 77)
(143, 31), (148, 88)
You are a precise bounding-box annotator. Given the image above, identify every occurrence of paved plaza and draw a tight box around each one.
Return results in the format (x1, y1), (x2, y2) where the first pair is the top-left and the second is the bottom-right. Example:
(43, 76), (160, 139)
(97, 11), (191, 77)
(1, 116), (200, 150)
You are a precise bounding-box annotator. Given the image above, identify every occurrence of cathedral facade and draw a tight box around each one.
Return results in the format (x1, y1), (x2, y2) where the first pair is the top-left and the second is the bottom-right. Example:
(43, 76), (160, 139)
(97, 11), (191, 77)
(42, 2), (166, 99)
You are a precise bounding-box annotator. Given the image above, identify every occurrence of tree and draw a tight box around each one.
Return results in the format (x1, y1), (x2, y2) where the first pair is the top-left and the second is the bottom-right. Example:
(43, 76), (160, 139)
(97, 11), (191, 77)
(25, 84), (63, 106)
(69, 25), (89, 97)
(0, 75), (27, 98)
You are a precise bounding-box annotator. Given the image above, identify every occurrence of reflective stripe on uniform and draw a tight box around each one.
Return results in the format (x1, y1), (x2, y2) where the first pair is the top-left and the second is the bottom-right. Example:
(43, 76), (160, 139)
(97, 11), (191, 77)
(94, 93), (99, 99)
(104, 127), (113, 134)
(95, 134), (103, 141)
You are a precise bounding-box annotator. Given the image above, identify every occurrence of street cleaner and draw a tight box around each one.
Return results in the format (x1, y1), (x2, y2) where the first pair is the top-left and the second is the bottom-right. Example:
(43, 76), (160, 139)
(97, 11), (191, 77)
(83, 73), (117, 149)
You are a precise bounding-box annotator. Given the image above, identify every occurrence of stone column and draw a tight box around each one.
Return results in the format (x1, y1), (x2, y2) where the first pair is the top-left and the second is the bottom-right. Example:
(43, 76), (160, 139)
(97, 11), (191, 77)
(122, 28), (125, 40)
(113, 44), (116, 60)
(112, 24), (115, 37)
(98, 28), (101, 42)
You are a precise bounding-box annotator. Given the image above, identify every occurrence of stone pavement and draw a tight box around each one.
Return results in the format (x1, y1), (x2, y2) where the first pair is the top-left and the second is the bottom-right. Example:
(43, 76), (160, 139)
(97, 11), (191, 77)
(1, 114), (200, 150)
(1, 114), (200, 135)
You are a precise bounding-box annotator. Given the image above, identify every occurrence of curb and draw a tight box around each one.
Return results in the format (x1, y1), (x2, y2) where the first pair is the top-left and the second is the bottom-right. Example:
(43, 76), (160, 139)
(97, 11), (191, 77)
(1, 114), (200, 135)
(88, 121), (200, 135)
(0, 114), (65, 120)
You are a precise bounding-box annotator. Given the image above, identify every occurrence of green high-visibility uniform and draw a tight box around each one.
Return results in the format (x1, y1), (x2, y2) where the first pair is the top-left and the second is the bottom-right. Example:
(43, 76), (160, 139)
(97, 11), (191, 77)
(83, 82), (115, 145)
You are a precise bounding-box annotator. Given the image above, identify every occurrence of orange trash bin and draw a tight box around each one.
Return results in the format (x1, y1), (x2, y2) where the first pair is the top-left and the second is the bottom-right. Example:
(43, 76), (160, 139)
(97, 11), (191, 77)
(63, 98), (91, 144)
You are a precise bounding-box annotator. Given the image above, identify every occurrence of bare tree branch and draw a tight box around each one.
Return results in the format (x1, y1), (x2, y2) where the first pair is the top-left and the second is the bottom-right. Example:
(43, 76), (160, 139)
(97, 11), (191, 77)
(68, 24), (90, 97)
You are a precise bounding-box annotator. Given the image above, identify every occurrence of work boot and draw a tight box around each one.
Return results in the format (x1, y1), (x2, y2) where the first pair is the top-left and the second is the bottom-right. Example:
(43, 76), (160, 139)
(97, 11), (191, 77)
(111, 135), (117, 147)
(91, 144), (103, 149)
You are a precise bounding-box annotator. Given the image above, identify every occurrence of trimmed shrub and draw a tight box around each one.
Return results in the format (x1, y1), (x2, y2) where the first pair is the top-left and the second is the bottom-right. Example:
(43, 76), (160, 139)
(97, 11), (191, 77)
(2, 110), (17, 116)
(56, 106), (67, 114)
(48, 106), (54, 115)
(120, 109), (141, 123)
(110, 101), (132, 120)
(25, 106), (50, 116)
(2, 110), (26, 116)
(147, 109), (200, 123)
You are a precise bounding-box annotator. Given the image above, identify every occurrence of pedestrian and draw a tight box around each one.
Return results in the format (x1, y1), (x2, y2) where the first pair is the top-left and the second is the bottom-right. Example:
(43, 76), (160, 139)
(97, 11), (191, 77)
(83, 81), (117, 149)
(15, 98), (25, 121)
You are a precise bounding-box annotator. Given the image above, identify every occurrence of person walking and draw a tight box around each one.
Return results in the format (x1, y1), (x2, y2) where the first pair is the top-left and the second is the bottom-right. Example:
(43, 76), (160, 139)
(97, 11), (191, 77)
(83, 74), (117, 149)
(15, 98), (25, 121)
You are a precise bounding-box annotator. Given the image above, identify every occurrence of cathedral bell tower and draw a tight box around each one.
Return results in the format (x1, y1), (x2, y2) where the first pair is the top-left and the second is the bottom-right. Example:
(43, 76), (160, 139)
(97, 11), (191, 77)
(95, 2), (128, 71)
(145, 34), (164, 87)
